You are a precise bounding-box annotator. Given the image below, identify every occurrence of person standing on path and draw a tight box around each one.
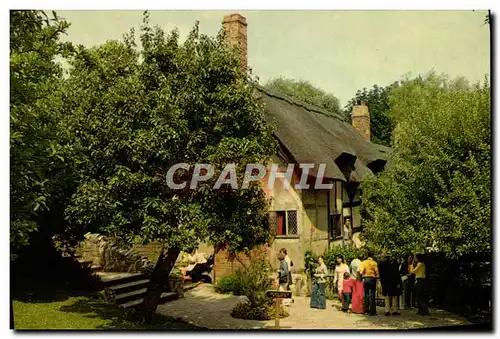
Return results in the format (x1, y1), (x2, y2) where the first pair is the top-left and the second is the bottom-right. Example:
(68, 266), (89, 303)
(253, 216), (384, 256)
(351, 268), (365, 314)
(409, 253), (430, 316)
(283, 248), (295, 304)
(310, 256), (328, 309)
(350, 257), (362, 279)
(333, 255), (350, 302)
(359, 251), (379, 316)
(379, 251), (401, 316)
(277, 248), (291, 306)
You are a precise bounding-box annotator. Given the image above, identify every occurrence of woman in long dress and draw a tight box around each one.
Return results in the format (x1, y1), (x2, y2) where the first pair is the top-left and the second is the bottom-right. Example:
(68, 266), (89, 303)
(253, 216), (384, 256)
(333, 255), (350, 302)
(310, 256), (328, 309)
(350, 257), (365, 313)
(351, 270), (365, 314)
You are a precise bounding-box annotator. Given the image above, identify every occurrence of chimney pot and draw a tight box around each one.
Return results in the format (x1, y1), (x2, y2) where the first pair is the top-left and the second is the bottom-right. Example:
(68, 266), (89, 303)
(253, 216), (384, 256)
(222, 13), (248, 72)
(352, 103), (371, 141)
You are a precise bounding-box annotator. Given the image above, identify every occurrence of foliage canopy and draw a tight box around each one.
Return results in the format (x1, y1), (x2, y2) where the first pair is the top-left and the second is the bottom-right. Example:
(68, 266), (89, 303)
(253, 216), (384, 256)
(10, 10), (74, 257)
(59, 12), (276, 254)
(361, 72), (491, 259)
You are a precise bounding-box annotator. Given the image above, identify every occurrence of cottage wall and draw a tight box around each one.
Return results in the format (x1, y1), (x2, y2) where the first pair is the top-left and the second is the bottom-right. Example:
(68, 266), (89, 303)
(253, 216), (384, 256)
(266, 163), (303, 270)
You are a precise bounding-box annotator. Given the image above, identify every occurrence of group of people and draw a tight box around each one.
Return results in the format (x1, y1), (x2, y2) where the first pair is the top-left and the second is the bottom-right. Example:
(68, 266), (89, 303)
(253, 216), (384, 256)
(310, 251), (430, 317)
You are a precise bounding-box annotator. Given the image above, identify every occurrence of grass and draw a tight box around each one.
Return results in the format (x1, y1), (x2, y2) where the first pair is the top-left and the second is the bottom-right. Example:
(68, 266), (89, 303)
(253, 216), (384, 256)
(13, 295), (202, 330)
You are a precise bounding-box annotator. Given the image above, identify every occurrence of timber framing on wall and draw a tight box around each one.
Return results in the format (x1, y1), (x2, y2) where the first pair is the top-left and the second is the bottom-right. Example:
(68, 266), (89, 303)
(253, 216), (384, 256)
(327, 188), (330, 248)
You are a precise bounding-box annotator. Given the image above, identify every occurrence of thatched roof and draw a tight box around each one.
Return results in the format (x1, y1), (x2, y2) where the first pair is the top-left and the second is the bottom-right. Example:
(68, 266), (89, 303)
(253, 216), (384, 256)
(255, 85), (390, 183)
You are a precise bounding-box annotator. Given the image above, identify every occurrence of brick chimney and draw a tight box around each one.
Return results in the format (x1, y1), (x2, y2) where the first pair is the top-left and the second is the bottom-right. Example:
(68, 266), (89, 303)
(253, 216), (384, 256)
(222, 13), (248, 72)
(352, 101), (371, 141)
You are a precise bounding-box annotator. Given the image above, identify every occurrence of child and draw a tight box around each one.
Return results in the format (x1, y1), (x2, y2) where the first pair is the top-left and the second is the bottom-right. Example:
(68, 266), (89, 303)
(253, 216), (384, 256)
(342, 271), (355, 312)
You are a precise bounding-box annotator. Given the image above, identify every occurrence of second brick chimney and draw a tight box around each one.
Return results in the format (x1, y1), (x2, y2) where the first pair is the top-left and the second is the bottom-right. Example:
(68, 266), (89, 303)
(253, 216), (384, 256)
(222, 13), (248, 72)
(352, 101), (371, 141)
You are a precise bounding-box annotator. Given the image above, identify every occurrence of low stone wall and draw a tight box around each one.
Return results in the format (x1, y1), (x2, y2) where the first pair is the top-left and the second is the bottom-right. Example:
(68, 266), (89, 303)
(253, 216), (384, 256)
(79, 233), (152, 273)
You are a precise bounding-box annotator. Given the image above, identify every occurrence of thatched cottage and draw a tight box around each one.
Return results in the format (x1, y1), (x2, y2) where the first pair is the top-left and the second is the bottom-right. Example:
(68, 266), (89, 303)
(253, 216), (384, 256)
(213, 13), (390, 279)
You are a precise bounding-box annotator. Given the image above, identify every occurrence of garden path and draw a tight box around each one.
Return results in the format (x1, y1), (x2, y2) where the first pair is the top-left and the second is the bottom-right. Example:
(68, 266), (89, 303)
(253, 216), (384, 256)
(156, 284), (470, 330)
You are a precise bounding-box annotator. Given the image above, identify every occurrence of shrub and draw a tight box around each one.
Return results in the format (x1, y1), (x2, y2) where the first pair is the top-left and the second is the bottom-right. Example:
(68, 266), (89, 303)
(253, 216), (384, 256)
(219, 259), (289, 320)
(231, 301), (288, 321)
(325, 278), (337, 300)
(231, 301), (269, 320)
(214, 274), (245, 295)
(231, 292), (289, 320)
(304, 249), (318, 278)
(214, 259), (273, 296)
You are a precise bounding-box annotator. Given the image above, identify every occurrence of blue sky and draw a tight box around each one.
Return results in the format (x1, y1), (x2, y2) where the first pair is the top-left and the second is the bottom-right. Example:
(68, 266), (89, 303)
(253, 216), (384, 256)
(58, 10), (490, 107)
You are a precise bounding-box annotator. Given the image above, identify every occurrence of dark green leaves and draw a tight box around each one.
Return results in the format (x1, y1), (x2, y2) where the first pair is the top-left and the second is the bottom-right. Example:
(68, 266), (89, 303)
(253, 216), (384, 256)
(361, 72), (491, 259)
(60, 13), (276, 253)
(10, 10), (73, 255)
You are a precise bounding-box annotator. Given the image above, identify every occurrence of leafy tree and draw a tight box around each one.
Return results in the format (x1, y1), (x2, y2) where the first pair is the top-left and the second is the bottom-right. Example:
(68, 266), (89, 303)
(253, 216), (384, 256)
(59, 12), (276, 321)
(265, 77), (343, 118)
(10, 10), (73, 258)
(343, 82), (399, 146)
(360, 72), (491, 260)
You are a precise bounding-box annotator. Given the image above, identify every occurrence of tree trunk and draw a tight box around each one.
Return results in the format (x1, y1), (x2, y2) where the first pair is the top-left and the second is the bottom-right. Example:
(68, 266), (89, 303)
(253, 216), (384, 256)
(140, 246), (180, 323)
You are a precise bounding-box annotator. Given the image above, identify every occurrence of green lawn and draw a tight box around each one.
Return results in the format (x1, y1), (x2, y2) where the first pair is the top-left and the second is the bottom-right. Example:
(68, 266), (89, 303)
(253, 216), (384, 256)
(13, 296), (201, 330)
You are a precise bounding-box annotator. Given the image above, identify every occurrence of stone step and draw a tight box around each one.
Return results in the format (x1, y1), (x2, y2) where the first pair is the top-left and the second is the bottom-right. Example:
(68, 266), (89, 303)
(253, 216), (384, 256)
(118, 292), (179, 309)
(91, 265), (103, 271)
(107, 279), (150, 296)
(99, 272), (148, 288)
(78, 260), (93, 267)
(115, 287), (148, 304)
